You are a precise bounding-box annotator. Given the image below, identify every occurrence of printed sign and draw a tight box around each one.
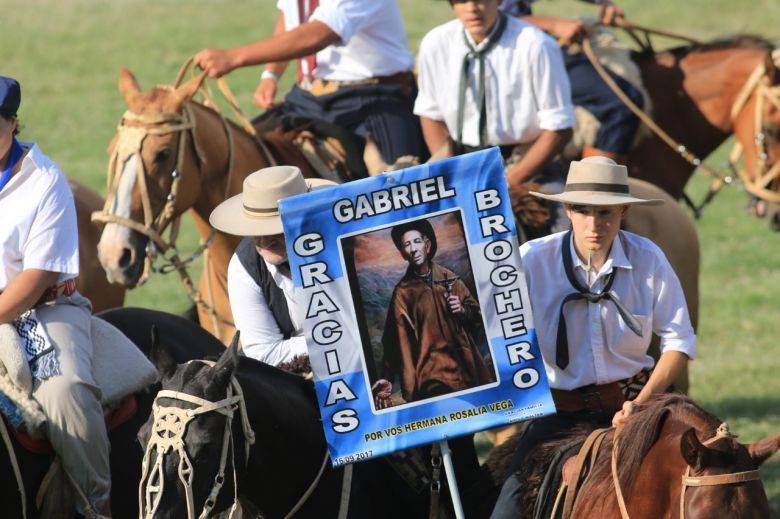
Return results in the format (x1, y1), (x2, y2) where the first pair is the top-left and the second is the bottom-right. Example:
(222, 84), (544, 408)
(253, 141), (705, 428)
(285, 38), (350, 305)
(280, 148), (555, 465)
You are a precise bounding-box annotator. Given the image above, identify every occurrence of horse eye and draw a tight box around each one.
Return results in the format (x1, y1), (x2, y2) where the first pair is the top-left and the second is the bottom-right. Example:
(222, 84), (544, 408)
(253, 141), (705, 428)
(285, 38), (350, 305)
(154, 149), (172, 164)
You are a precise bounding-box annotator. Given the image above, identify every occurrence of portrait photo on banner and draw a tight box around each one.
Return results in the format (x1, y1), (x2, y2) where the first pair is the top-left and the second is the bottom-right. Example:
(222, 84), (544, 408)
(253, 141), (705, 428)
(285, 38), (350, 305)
(341, 209), (498, 412)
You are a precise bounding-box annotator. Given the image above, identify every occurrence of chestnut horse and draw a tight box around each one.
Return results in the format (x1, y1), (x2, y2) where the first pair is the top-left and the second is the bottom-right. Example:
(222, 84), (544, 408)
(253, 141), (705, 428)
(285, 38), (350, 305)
(70, 179), (125, 312)
(630, 36), (780, 229)
(95, 68), (316, 344)
(487, 393), (779, 518)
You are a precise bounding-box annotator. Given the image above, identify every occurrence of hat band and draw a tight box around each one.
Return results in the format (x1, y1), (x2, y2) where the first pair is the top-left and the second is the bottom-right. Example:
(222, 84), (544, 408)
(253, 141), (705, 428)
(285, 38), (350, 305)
(243, 204), (279, 216)
(564, 182), (629, 194)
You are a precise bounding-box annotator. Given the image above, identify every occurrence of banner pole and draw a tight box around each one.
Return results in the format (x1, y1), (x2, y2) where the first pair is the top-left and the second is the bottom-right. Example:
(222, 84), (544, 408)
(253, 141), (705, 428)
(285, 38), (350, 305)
(439, 440), (465, 519)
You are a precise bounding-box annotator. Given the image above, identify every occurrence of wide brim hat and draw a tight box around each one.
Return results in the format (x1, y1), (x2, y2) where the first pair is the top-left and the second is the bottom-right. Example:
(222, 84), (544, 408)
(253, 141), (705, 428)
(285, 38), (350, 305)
(530, 156), (664, 206)
(209, 165), (336, 237)
(390, 219), (438, 260)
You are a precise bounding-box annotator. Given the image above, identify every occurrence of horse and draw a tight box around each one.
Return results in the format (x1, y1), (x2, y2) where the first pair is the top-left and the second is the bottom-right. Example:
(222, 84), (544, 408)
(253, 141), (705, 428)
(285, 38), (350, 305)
(139, 338), (499, 519)
(0, 307), (224, 518)
(95, 68), (318, 345)
(629, 36), (780, 229)
(486, 393), (780, 518)
(70, 178), (125, 313)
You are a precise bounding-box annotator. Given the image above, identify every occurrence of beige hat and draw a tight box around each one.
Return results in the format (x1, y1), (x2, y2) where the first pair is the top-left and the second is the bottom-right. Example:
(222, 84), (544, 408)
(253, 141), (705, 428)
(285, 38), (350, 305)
(209, 165), (336, 236)
(530, 156), (664, 206)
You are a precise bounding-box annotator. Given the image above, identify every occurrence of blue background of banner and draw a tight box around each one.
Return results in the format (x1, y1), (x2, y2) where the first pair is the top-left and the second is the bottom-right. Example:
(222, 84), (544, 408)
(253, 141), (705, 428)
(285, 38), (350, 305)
(280, 148), (556, 465)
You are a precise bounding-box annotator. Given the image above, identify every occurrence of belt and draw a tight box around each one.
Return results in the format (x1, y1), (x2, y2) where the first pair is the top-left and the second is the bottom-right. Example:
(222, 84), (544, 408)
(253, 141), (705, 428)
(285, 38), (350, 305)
(551, 368), (653, 415)
(300, 71), (414, 97)
(36, 278), (77, 306)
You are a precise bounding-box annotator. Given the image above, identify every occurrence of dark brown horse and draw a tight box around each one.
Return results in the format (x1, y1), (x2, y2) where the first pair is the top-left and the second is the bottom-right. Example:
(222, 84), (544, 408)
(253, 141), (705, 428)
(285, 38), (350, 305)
(96, 68), (316, 344)
(630, 36), (780, 229)
(488, 393), (779, 518)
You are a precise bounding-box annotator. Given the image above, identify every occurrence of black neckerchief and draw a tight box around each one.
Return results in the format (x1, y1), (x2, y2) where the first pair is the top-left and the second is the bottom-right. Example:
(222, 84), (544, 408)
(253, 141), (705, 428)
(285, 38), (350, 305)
(556, 231), (642, 370)
(456, 13), (509, 152)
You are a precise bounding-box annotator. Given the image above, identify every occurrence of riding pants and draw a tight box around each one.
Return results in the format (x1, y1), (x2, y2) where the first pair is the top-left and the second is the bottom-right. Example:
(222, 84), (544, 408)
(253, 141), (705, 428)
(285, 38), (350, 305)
(32, 293), (111, 514)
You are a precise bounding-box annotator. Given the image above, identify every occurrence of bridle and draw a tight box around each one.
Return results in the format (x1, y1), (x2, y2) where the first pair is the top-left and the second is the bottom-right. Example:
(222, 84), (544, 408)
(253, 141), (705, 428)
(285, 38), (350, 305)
(728, 49), (780, 206)
(610, 422), (762, 519)
(139, 360), (255, 519)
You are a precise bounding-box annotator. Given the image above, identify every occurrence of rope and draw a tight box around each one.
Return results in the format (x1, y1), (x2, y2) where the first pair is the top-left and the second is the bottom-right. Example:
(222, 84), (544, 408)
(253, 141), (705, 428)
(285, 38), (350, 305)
(283, 449), (330, 519)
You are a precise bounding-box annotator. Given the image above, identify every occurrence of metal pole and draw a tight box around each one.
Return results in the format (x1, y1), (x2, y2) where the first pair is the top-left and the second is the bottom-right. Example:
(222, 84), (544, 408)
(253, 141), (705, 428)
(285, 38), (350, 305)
(439, 440), (465, 519)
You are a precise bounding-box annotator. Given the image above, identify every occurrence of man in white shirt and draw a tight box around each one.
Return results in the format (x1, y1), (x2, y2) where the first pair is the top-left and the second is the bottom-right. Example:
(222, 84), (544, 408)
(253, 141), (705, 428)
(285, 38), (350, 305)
(194, 0), (425, 166)
(416, 1), (574, 185)
(209, 166), (335, 366)
(490, 156), (695, 518)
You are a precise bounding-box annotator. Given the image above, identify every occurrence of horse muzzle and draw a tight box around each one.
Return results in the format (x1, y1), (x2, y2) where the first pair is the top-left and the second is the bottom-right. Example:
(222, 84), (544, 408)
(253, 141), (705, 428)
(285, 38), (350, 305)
(97, 225), (149, 287)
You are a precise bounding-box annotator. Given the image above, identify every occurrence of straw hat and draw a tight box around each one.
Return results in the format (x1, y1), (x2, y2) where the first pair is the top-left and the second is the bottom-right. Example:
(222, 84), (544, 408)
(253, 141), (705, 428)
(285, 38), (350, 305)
(209, 165), (336, 236)
(530, 156), (664, 206)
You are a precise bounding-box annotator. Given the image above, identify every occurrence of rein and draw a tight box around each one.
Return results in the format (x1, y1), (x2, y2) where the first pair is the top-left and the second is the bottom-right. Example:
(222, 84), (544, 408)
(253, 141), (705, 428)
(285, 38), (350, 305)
(139, 360), (255, 519)
(581, 23), (780, 215)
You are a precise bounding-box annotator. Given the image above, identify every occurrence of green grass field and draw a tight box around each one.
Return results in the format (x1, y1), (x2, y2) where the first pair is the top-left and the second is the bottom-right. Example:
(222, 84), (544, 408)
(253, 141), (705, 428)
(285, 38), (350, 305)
(2, 0), (779, 513)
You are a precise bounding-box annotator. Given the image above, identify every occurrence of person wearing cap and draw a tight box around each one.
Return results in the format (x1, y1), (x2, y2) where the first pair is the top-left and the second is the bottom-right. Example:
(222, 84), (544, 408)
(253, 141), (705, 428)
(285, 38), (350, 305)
(373, 218), (495, 410)
(0, 77), (111, 517)
(415, 0), (575, 224)
(499, 0), (644, 165)
(194, 0), (425, 166)
(209, 165), (335, 365)
(489, 156), (695, 518)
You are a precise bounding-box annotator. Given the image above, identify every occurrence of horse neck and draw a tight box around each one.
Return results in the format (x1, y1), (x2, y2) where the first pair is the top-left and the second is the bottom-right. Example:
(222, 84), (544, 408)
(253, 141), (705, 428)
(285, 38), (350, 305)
(635, 46), (767, 196)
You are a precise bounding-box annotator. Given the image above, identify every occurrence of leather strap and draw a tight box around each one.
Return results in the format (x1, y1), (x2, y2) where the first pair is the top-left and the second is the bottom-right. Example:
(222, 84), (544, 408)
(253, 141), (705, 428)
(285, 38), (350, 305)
(561, 428), (611, 518)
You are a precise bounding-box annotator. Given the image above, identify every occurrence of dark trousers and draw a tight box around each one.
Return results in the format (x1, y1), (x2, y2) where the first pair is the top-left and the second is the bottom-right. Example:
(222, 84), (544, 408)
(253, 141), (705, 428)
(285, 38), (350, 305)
(563, 49), (645, 155)
(283, 83), (426, 164)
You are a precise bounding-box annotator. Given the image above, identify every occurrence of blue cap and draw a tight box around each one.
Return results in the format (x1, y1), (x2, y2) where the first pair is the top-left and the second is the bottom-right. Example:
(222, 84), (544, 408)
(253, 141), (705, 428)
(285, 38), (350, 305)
(0, 77), (21, 117)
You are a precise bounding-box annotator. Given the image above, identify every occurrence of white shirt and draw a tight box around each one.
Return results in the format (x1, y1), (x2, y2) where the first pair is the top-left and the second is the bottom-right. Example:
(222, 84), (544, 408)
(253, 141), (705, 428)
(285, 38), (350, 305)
(0, 142), (79, 292)
(276, 0), (414, 81)
(520, 230), (696, 391)
(414, 16), (575, 147)
(227, 253), (308, 365)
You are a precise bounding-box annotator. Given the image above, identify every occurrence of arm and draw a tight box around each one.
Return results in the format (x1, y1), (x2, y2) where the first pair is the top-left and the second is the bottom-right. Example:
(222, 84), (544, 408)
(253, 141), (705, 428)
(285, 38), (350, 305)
(194, 20), (340, 78)
(420, 117), (451, 157)
(506, 128), (572, 187)
(254, 12), (292, 109)
(0, 269), (61, 324)
(227, 255), (308, 365)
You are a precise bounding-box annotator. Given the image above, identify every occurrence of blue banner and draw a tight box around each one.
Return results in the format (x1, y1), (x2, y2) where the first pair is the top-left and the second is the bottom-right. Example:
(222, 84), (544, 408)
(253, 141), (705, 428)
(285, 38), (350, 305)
(280, 148), (555, 465)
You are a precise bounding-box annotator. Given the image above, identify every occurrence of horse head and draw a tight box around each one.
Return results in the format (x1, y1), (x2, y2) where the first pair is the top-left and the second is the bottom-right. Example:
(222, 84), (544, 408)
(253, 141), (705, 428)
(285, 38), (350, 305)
(96, 67), (207, 286)
(731, 48), (780, 230)
(138, 332), (250, 518)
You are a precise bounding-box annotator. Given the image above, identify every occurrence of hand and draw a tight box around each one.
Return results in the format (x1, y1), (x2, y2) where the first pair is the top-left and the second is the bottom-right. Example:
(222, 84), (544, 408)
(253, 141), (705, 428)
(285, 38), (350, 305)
(599, 0), (625, 26)
(193, 48), (238, 78)
(551, 18), (589, 45)
(372, 379), (393, 409)
(253, 78), (279, 109)
(447, 294), (464, 315)
(611, 399), (636, 427)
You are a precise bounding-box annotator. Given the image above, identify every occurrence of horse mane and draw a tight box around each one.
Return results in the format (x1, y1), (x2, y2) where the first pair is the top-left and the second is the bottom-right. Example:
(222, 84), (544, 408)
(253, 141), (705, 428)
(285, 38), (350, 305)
(667, 34), (775, 55)
(592, 393), (720, 498)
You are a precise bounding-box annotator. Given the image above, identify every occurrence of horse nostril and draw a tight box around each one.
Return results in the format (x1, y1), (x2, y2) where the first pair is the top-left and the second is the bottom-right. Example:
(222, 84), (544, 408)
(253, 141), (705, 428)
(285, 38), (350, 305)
(118, 247), (134, 269)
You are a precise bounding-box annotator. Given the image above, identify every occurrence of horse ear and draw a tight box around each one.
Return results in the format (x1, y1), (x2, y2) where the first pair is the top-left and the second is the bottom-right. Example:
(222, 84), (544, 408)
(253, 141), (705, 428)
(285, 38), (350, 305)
(680, 428), (709, 470)
(118, 67), (142, 107)
(171, 73), (206, 111)
(765, 51), (780, 86)
(208, 331), (240, 391)
(747, 434), (780, 467)
(150, 325), (177, 379)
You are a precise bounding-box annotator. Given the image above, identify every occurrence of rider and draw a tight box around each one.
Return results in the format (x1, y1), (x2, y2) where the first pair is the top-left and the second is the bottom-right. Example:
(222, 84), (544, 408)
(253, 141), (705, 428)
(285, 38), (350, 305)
(194, 0), (425, 166)
(415, 0), (575, 229)
(490, 156), (696, 517)
(499, 0), (644, 164)
(209, 166), (335, 366)
(0, 77), (111, 518)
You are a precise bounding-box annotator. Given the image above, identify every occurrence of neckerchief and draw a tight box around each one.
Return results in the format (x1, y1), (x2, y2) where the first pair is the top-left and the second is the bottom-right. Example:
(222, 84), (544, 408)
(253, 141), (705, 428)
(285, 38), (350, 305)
(456, 13), (508, 152)
(0, 138), (24, 193)
(556, 231), (642, 370)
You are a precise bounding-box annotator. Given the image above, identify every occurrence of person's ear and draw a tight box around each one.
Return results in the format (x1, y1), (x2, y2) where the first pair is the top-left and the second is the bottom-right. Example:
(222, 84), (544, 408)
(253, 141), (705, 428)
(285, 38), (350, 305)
(424, 237), (431, 254)
(621, 205), (630, 218)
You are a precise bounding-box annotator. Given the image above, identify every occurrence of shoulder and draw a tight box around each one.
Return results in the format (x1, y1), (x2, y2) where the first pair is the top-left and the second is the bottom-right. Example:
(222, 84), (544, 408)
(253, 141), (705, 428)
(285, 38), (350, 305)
(520, 231), (567, 261)
(24, 144), (68, 194)
(503, 16), (555, 49)
(419, 19), (461, 54)
(619, 230), (666, 262)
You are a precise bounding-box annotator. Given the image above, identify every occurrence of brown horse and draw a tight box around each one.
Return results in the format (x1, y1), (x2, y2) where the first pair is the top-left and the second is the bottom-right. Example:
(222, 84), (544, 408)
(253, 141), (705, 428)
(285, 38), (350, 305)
(488, 393), (779, 518)
(70, 178), (125, 312)
(96, 68), (315, 344)
(630, 36), (780, 229)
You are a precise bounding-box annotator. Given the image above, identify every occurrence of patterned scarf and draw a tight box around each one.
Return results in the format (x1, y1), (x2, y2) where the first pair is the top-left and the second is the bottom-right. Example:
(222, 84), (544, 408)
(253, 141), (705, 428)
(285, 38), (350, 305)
(12, 308), (60, 380)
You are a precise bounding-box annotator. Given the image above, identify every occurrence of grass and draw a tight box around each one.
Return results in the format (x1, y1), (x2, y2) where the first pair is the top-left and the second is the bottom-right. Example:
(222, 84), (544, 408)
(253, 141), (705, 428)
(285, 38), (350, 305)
(2, 0), (778, 512)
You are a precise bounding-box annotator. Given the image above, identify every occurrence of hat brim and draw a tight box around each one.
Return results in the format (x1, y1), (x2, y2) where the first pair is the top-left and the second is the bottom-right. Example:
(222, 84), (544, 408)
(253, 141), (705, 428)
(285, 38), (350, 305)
(209, 178), (336, 236)
(528, 190), (665, 206)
